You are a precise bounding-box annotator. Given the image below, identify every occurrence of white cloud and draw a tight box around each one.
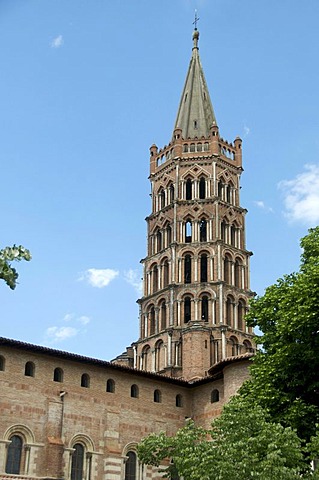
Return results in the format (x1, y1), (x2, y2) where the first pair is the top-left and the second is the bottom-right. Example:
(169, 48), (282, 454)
(51, 35), (63, 48)
(278, 164), (319, 225)
(79, 268), (119, 288)
(124, 269), (143, 295)
(243, 124), (250, 137)
(63, 313), (90, 325)
(253, 200), (274, 213)
(45, 326), (78, 342)
(78, 315), (90, 325)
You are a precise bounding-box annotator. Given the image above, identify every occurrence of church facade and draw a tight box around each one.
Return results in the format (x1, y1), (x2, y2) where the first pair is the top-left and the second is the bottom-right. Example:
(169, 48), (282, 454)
(0, 29), (255, 480)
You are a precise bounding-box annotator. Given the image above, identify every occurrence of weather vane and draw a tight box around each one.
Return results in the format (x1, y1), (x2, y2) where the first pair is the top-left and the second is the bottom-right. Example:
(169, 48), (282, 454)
(193, 10), (200, 30)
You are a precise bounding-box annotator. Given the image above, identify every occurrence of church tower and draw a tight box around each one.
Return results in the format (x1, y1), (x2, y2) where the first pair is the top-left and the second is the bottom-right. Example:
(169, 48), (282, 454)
(133, 29), (255, 381)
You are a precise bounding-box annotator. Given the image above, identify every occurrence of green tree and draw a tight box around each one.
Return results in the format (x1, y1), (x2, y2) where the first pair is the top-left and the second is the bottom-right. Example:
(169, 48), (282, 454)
(241, 226), (319, 441)
(0, 245), (31, 289)
(138, 396), (316, 480)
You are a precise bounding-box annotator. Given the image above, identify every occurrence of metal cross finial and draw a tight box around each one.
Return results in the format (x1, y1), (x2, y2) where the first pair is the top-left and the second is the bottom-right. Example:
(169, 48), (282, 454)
(193, 10), (200, 30)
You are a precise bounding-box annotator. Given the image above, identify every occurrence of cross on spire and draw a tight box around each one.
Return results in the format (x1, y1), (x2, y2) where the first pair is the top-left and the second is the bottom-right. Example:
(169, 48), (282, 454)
(193, 10), (200, 30)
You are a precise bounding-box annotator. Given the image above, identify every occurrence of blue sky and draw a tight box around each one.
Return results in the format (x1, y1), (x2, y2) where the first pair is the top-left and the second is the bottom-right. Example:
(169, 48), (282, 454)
(1, 0), (319, 360)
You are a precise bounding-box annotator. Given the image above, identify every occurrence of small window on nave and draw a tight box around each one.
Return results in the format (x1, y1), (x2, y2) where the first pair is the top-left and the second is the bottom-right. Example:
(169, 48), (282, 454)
(81, 373), (90, 388)
(106, 378), (115, 393)
(24, 361), (35, 377)
(53, 367), (63, 383)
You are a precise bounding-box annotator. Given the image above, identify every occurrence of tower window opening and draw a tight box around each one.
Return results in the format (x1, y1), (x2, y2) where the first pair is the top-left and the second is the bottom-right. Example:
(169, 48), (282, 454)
(194, 120), (198, 129)
(190, 143), (195, 152)
(170, 184), (175, 203)
(166, 225), (172, 246)
(238, 299), (246, 330)
(200, 254), (208, 282)
(204, 142), (209, 151)
(224, 254), (232, 284)
(235, 258), (242, 288)
(159, 189), (165, 209)
(230, 225), (236, 246)
(197, 142), (202, 152)
(185, 220), (192, 243)
(153, 265), (158, 293)
(150, 307), (156, 335)
(157, 230), (162, 252)
(184, 255), (192, 284)
(163, 260), (169, 287)
(201, 295), (209, 321)
(226, 296), (234, 327)
(199, 177), (206, 199)
(200, 219), (207, 242)
(186, 178), (192, 199)
(183, 144), (188, 153)
(184, 297), (191, 323)
(160, 302), (167, 330)
(221, 220), (226, 242)
(226, 186), (231, 204)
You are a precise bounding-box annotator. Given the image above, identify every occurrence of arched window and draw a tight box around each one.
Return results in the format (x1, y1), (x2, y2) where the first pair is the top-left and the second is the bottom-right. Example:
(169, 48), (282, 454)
(169, 184), (175, 203)
(199, 177), (206, 199)
(71, 443), (84, 480)
(224, 254), (232, 284)
(0, 355), (5, 371)
(81, 373), (90, 388)
(154, 389), (162, 403)
(230, 225), (236, 246)
(185, 220), (192, 243)
(243, 340), (253, 353)
(211, 389), (219, 403)
(155, 340), (164, 371)
(226, 184), (231, 203)
(226, 296), (234, 327)
(201, 295), (209, 322)
(160, 302), (167, 330)
(200, 253), (208, 282)
(163, 260), (169, 287)
(238, 299), (246, 330)
(142, 345), (150, 371)
(190, 143), (195, 152)
(176, 394), (183, 407)
(5, 435), (23, 474)
(221, 220), (226, 242)
(25, 361), (35, 377)
(150, 307), (155, 335)
(125, 451), (137, 480)
(235, 258), (242, 288)
(53, 367), (63, 382)
(131, 384), (139, 398)
(199, 219), (207, 242)
(159, 188), (165, 209)
(184, 297), (191, 323)
(218, 181), (224, 199)
(157, 230), (162, 252)
(153, 265), (158, 293)
(167, 225), (172, 246)
(186, 178), (192, 200)
(106, 378), (115, 393)
(184, 255), (191, 283)
(230, 337), (239, 356)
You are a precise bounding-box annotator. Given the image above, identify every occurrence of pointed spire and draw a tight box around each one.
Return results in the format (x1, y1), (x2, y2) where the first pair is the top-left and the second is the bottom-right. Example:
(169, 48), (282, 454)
(174, 28), (217, 139)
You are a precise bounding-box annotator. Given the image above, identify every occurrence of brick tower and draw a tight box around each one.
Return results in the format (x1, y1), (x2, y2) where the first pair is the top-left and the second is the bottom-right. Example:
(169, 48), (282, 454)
(117, 29), (255, 380)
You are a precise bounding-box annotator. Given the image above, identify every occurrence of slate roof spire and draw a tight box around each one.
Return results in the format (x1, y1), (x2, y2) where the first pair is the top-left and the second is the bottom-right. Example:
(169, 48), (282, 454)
(174, 28), (217, 139)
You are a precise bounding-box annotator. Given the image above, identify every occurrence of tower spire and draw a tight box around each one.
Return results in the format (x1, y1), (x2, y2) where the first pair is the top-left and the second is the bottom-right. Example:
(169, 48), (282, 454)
(174, 26), (217, 139)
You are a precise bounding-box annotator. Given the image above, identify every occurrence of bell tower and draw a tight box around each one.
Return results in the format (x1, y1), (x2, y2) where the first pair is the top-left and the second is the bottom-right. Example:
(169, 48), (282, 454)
(133, 29), (255, 380)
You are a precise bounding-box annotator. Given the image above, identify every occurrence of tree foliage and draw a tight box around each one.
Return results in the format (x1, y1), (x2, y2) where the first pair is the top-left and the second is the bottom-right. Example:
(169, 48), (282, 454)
(138, 396), (318, 479)
(0, 245), (31, 289)
(241, 226), (319, 441)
